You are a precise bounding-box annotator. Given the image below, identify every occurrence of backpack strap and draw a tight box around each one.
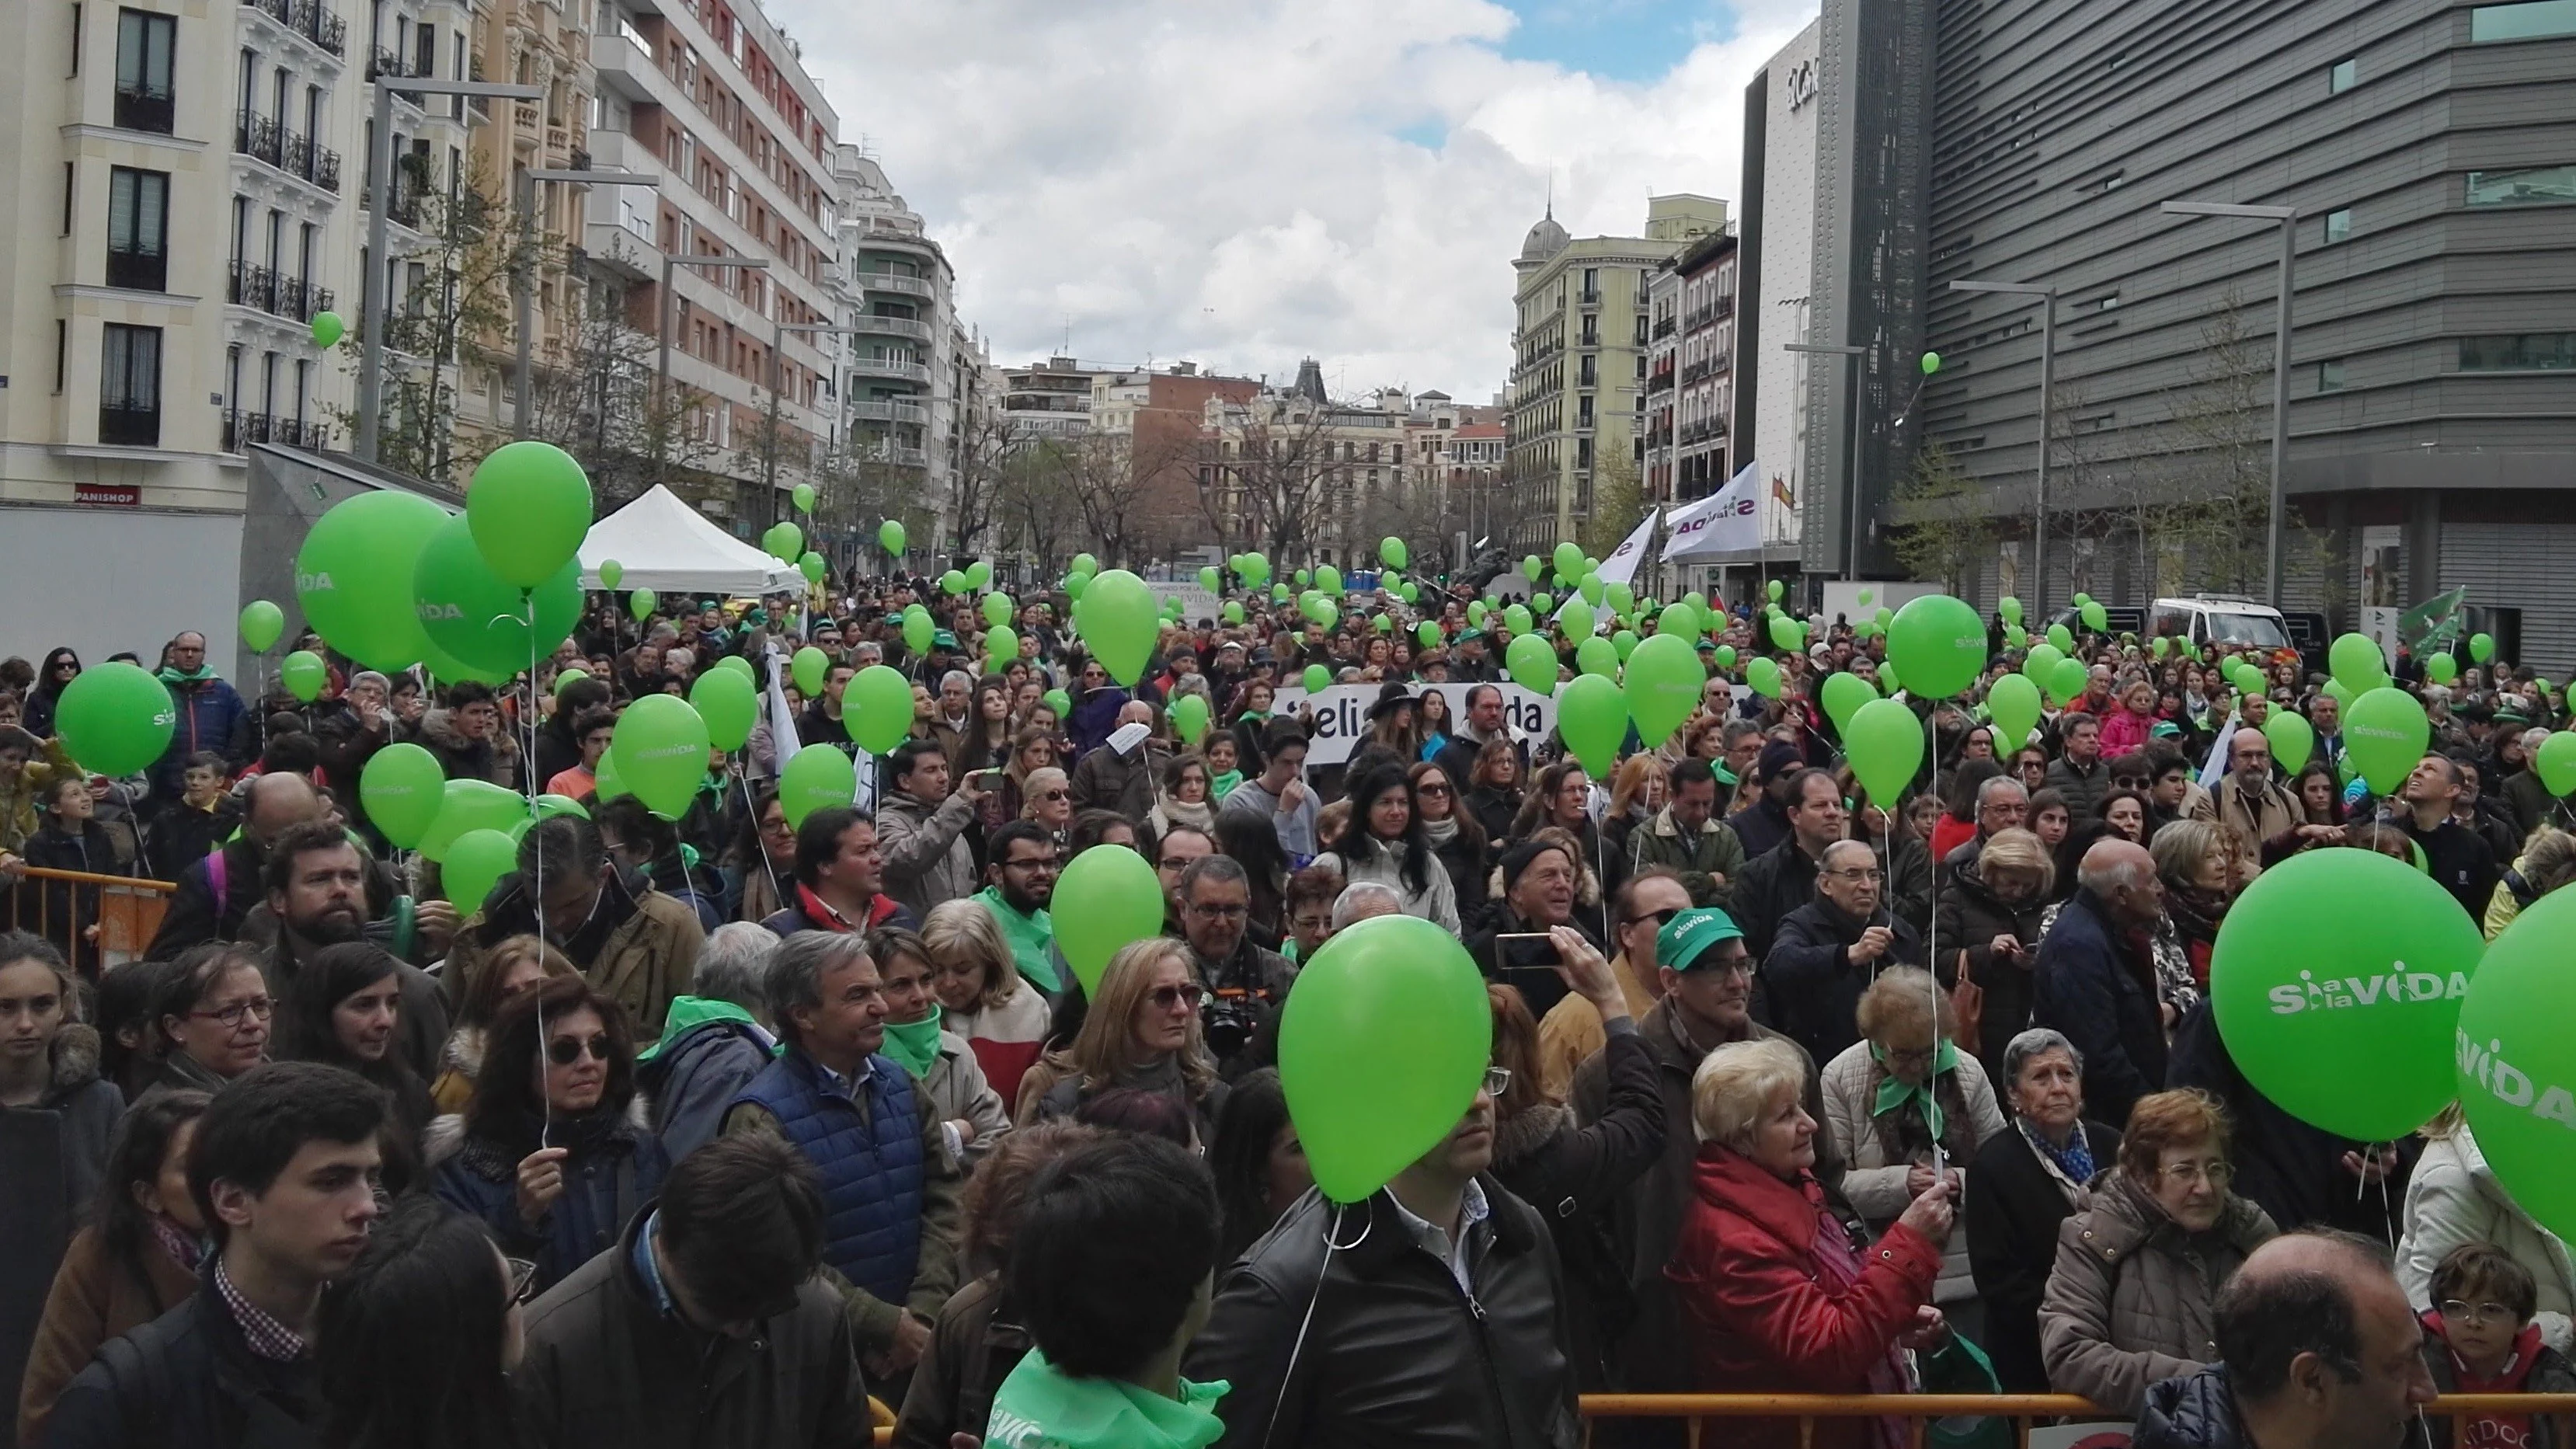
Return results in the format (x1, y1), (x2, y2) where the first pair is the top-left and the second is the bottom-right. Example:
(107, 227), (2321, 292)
(206, 849), (228, 915)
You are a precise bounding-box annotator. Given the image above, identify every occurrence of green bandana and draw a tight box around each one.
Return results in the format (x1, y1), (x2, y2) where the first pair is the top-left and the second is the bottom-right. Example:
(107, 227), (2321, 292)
(987, 1348), (1228, 1449)
(881, 1008), (945, 1079)
(1871, 1039), (1962, 1141)
(157, 664), (216, 685)
(1210, 768), (1244, 801)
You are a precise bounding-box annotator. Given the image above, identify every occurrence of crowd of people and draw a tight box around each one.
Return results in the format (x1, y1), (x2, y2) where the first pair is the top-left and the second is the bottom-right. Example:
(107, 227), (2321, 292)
(4, 571), (2573, 1449)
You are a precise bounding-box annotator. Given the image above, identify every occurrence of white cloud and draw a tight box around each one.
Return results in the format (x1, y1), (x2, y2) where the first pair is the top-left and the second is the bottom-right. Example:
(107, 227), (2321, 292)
(771, 0), (1817, 399)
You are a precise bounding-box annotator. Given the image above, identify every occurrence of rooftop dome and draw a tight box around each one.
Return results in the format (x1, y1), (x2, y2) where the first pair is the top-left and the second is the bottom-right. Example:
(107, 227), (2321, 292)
(1519, 211), (1570, 263)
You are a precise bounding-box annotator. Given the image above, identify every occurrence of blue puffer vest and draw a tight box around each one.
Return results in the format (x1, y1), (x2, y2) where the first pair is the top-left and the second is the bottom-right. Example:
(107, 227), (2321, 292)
(732, 1047), (925, 1304)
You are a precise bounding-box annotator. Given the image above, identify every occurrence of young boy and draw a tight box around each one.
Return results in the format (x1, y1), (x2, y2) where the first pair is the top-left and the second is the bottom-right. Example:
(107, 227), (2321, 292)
(985, 1134), (1226, 1449)
(2423, 1242), (2576, 1448)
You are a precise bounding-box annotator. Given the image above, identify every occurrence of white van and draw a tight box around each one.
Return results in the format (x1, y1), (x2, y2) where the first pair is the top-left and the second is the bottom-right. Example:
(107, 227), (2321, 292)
(2146, 594), (2296, 653)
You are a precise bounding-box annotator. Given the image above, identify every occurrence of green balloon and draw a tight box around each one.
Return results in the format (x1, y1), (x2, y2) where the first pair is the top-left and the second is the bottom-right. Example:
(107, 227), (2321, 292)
(628, 587), (656, 622)
(2049, 656), (2090, 705)
(963, 560), (990, 592)
(1417, 620), (1442, 650)
(1657, 602), (1698, 642)
(691, 668), (758, 752)
(1714, 645), (1737, 671)
(2459, 888), (2576, 1242)
(2264, 710), (2316, 776)
(2345, 686), (2430, 796)
(1302, 593), (1338, 629)
(1552, 541), (1583, 577)
(2471, 632), (2497, 665)
(1199, 566), (1221, 594)
(2080, 600), (2109, 632)
(1556, 674), (1625, 777)
(2321, 677), (2353, 712)
(1169, 693), (1211, 745)
(1520, 555), (1542, 581)
(413, 513), (582, 676)
(2425, 651), (2458, 686)
(239, 600), (286, 653)
(1857, 587), (1874, 607)
(1073, 569), (1158, 687)
(2330, 632), (2389, 694)
(1747, 656), (1782, 698)
(441, 828), (520, 915)
(792, 482), (816, 514)
(1997, 596), (2023, 625)
(1878, 660), (1902, 695)
(1503, 604), (1534, 636)
(1886, 594), (1987, 700)
(1072, 552), (1099, 576)
(2005, 624), (2028, 649)
(1379, 536), (1407, 569)
(1986, 674), (2042, 750)
(1845, 697), (1925, 807)
(2538, 732), (2576, 796)
(1768, 614), (1804, 653)
(791, 646), (829, 697)
(1613, 629), (1641, 661)
(597, 559), (623, 590)
(465, 440), (592, 590)
(2071, 592), (2093, 608)
(1224, 601), (1246, 625)
(611, 695), (712, 818)
(51, 661), (176, 777)
(298, 489), (444, 671)
(1279, 914), (1491, 1203)
(2022, 642), (2064, 683)
(1819, 671), (1876, 733)
(903, 608), (935, 656)
(1506, 634), (1559, 695)
(419, 778), (527, 864)
(1301, 664), (1332, 695)
(1054, 845), (1165, 997)
(778, 744), (856, 827)
(1623, 633), (1701, 747)
(1919, 350), (1941, 375)
(1767, 579), (1785, 604)
(774, 522), (810, 563)
(984, 625), (1019, 672)
(982, 592), (1015, 629)
(800, 553), (825, 586)
(2213, 847), (2484, 1141)
(1238, 553), (1271, 587)
(1314, 565), (1342, 597)
(847, 664), (918, 755)
(1267, 583), (1289, 603)
(1467, 600), (1488, 625)
(2045, 622), (2076, 653)
(879, 519), (907, 556)
(593, 746), (627, 803)
(1043, 688), (1071, 717)
(281, 650), (329, 702)
(1606, 583), (1635, 616)
(534, 793), (589, 820)
(1579, 573), (1605, 607)
(940, 569), (968, 595)
(311, 309), (345, 349)
(1575, 636), (1617, 678)
(358, 743), (446, 848)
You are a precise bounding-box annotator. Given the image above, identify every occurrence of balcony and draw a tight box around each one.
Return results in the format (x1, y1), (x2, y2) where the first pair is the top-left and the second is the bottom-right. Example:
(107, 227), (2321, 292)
(853, 269), (931, 299)
(235, 111), (284, 167)
(228, 259), (277, 311)
(114, 83), (175, 134)
(847, 398), (927, 425)
(99, 402), (161, 448)
(1652, 315), (1676, 340)
(848, 313), (931, 343)
(866, 444), (928, 469)
(367, 47), (409, 81)
(245, 0), (344, 57)
(221, 410), (273, 451)
(848, 357), (931, 384)
(359, 179), (422, 228)
(106, 243), (168, 292)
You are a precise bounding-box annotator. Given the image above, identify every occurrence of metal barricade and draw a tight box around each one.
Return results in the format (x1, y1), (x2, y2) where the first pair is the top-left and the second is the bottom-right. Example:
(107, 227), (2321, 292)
(2, 866), (178, 975)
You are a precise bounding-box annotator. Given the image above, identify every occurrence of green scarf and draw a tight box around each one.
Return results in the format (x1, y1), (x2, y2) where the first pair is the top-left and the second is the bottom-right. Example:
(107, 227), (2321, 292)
(987, 1348), (1228, 1449)
(882, 1007), (945, 1078)
(1871, 1039), (1962, 1141)
(157, 664), (216, 685)
(1210, 768), (1244, 801)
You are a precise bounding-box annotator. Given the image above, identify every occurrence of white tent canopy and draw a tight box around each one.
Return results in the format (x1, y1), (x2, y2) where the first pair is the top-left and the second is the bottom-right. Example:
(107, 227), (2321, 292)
(578, 484), (802, 594)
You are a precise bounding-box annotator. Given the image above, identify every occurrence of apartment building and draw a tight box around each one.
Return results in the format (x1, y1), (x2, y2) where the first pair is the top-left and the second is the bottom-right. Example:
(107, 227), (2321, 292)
(830, 143), (952, 528)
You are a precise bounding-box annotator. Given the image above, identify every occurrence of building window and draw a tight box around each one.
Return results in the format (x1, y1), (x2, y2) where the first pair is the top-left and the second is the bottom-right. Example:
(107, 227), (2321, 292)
(2459, 333), (2575, 370)
(114, 9), (176, 133)
(1578, 395), (1594, 428)
(2329, 57), (2357, 92)
(2466, 166), (2576, 206)
(2471, 0), (2576, 41)
(55, 320), (68, 392)
(99, 322), (162, 444)
(63, 162), (75, 235)
(106, 167), (169, 291)
(2317, 360), (2346, 392)
(2324, 208), (2352, 242)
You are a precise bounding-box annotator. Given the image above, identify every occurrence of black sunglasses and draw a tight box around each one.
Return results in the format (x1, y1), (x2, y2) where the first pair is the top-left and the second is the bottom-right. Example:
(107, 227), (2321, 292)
(545, 1033), (612, 1065)
(1627, 906), (1684, 930)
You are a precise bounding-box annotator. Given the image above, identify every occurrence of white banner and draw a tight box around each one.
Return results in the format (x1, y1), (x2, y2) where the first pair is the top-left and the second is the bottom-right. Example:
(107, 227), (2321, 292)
(1266, 683), (1557, 767)
(1663, 458), (1763, 561)
(1596, 511), (1659, 586)
(2025, 1426), (2131, 1449)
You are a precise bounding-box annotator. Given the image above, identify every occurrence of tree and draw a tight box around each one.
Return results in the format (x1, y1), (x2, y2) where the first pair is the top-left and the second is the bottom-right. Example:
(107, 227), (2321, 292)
(330, 157), (513, 487)
(1050, 425), (1198, 569)
(1202, 392), (1351, 565)
(993, 437), (1087, 576)
(947, 406), (1018, 557)
(1579, 448), (1647, 559)
(1889, 440), (1994, 590)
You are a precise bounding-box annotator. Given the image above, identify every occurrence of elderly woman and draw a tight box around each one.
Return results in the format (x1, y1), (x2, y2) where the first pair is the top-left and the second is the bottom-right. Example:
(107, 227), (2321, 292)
(1669, 1036), (1965, 1448)
(1026, 938), (1229, 1145)
(2150, 819), (2234, 994)
(1819, 968), (2007, 1336)
(2038, 1088), (2278, 1415)
(138, 942), (272, 1099)
(922, 898), (1051, 1108)
(1934, 827), (2055, 1083)
(1965, 1029), (2124, 1391)
(1018, 765), (1074, 842)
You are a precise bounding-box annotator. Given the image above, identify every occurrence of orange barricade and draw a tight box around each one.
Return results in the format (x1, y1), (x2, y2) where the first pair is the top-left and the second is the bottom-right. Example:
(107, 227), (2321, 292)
(3, 866), (178, 976)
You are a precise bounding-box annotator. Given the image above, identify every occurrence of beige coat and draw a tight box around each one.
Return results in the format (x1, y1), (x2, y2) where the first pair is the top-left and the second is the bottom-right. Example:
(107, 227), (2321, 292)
(2038, 1168), (2278, 1415)
(1819, 1040), (2007, 1305)
(2188, 775), (2303, 883)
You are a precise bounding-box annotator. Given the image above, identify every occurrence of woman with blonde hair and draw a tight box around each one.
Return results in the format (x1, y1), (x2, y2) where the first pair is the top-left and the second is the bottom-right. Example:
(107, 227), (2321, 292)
(922, 897), (1050, 1108)
(1018, 765), (1074, 842)
(981, 723), (1060, 831)
(1602, 753), (1670, 873)
(430, 933), (576, 1112)
(1934, 826), (2055, 1083)
(1025, 938), (1227, 1147)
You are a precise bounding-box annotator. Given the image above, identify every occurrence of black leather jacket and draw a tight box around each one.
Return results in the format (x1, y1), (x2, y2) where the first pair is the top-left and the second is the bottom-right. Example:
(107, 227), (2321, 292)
(1185, 1176), (1581, 1449)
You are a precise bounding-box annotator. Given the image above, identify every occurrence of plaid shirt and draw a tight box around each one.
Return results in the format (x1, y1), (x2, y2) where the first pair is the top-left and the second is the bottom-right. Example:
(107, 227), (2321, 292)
(212, 1259), (308, 1363)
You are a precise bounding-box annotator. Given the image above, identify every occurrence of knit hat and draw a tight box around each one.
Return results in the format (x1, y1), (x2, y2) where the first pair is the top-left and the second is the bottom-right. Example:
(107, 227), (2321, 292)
(1755, 740), (1805, 784)
(1497, 838), (1571, 894)
(1658, 907), (1746, 972)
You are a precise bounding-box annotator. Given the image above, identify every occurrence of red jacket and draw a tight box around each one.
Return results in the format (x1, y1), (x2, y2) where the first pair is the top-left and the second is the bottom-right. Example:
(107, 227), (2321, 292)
(1666, 1144), (1943, 1449)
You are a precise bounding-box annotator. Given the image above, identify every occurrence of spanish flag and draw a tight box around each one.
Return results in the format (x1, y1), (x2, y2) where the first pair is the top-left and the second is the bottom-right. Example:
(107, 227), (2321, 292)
(1772, 475), (1797, 511)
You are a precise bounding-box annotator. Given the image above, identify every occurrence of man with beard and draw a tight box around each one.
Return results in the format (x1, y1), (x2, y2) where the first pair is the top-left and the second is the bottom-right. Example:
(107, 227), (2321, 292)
(443, 815), (704, 1036)
(147, 774), (324, 956)
(1174, 855), (1295, 1078)
(256, 820), (451, 1076)
(968, 820), (1060, 994)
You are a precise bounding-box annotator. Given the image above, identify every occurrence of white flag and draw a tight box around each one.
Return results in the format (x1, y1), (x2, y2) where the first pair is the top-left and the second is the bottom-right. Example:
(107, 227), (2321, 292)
(1662, 460), (1763, 562)
(1594, 511), (1659, 587)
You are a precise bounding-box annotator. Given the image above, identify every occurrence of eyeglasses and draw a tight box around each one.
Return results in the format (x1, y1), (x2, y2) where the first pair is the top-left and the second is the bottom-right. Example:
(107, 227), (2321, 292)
(508, 1257), (541, 1305)
(1627, 906), (1683, 929)
(1188, 901), (1249, 921)
(545, 1034), (613, 1065)
(1826, 867), (1885, 883)
(1417, 782), (1453, 797)
(1147, 984), (1207, 1012)
(1481, 1065), (1513, 1096)
(1004, 854), (1061, 873)
(191, 998), (274, 1029)
(2157, 1159), (2234, 1186)
(2439, 1300), (2517, 1328)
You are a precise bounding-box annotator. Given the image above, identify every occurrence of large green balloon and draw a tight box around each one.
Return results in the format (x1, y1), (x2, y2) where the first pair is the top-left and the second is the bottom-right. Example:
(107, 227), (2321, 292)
(983, 592), (1016, 629)
(2021, 642), (2063, 683)
(1302, 664), (1332, 695)
(1624, 633), (1701, 747)
(879, 519), (907, 556)
(298, 490), (445, 671)
(1170, 693), (1210, 744)
(1556, 674), (1625, 778)
(1072, 552), (1101, 578)
(1986, 674), (2042, 751)
(1819, 671), (1877, 734)
(778, 744), (855, 827)
(310, 309), (345, 349)
(281, 650), (328, 702)
(1657, 602), (1699, 643)
(419, 778), (528, 864)
(2330, 632), (2389, 694)
(2458, 890), (2576, 1241)
(1073, 569), (1158, 687)
(598, 559), (623, 590)
(53, 662), (176, 777)
(845, 664), (917, 755)
(1503, 604), (1534, 636)
(238, 600), (285, 653)
(2045, 622), (2076, 653)
(1316, 565), (1344, 597)
(1198, 566), (1221, 594)
(1886, 594), (1986, 700)
(939, 569), (969, 596)
(1280, 914), (1494, 1203)
(2470, 632), (2497, 665)
(799, 554), (825, 586)
(1607, 582), (1635, 616)
(1552, 541), (1583, 577)
(2049, 657), (2090, 705)
(1238, 553), (1270, 587)
(1747, 656), (1782, 698)
(691, 668), (758, 752)
(628, 587), (656, 622)
(465, 441), (592, 590)
(1579, 572), (1605, 607)
(1505, 634), (1559, 695)
(1845, 697), (1924, 807)
(770, 522), (808, 564)
(1379, 535), (1407, 569)
(2264, 710), (2316, 775)
(984, 625), (1019, 673)
(1417, 620), (1442, 650)
(714, 655), (754, 684)
(1997, 596), (2023, 625)
(791, 646), (829, 697)
(413, 513), (582, 676)
(2425, 651), (2458, 686)
(2079, 599), (2109, 633)
(1613, 629), (1640, 661)
(611, 695), (712, 819)
(2345, 686), (2430, 796)
(902, 608), (935, 657)
(1055, 845), (1164, 996)
(2538, 731), (2576, 797)
(2213, 847), (2483, 1141)
(441, 828), (520, 915)
(360, 743), (447, 848)
(1575, 636), (1617, 678)
(792, 482), (816, 514)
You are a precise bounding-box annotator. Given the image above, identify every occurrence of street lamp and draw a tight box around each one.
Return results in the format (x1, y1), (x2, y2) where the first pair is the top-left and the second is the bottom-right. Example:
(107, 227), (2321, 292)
(1950, 280), (2059, 618)
(2162, 198), (2300, 608)
(652, 254), (768, 485)
(514, 167), (660, 437)
(1784, 340), (1871, 580)
(355, 76), (545, 463)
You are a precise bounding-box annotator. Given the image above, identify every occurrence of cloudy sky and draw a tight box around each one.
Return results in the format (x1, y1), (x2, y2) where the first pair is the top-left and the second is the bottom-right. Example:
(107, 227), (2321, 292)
(773, 0), (1819, 402)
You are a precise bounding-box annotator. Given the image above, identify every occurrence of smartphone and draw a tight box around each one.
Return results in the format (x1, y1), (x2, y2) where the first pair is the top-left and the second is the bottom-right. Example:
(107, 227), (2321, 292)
(1492, 932), (1562, 971)
(969, 769), (1004, 790)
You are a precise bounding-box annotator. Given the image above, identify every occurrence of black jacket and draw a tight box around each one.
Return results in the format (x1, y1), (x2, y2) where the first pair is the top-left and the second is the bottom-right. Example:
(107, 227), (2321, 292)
(2390, 814), (2500, 924)
(1727, 835), (1826, 967)
(144, 837), (270, 959)
(1184, 1176), (1581, 1449)
(1760, 898), (1924, 1068)
(2030, 888), (2169, 1131)
(1964, 1117), (2121, 1392)
(2167, 1001), (2417, 1244)
(1725, 795), (1791, 861)
(2134, 1364), (2432, 1449)
(1488, 1022), (1666, 1392)
(21, 820), (127, 955)
(1934, 855), (2050, 1082)
(42, 1257), (320, 1449)
(144, 796), (242, 884)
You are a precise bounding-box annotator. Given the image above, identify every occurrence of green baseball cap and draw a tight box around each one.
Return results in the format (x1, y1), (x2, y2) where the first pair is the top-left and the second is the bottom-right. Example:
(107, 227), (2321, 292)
(1657, 907), (1746, 972)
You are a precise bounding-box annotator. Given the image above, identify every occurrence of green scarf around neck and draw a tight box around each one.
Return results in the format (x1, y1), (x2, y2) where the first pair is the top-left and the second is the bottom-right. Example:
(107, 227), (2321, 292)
(158, 664), (216, 684)
(1871, 1039), (1962, 1140)
(1210, 768), (1244, 801)
(881, 1007), (945, 1078)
